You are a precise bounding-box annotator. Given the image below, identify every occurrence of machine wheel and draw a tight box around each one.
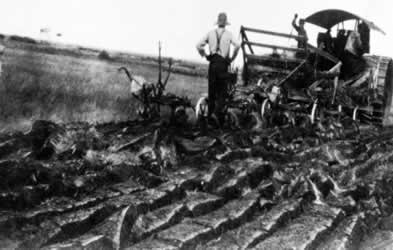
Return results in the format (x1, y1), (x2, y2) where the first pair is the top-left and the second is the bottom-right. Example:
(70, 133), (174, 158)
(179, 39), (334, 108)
(261, 99), (272, 118)
(364, 56), (393, 126)
(310, 100), (319, 124)
(195, 96), (208, 120)
(337, 105), (343, 113)
(352, 106), (359, 121)
(260, 99), (273, 127)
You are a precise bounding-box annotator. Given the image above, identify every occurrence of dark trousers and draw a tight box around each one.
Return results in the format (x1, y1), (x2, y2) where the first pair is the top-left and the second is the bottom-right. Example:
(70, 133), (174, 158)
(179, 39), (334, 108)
(207, 54), (229, 124)
(341, 51), (366, 79)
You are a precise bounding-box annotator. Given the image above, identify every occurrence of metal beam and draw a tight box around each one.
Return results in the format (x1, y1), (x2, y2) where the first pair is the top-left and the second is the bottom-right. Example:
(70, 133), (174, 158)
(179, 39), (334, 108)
(278, 60), (308, 86)
(243, 41), (304, 53)
(242, 26), (306, 41)
(240, 27), (255, 55)
(241, 43), (249, 84)
(245, 54), (304, 64)
(307, 44), (339, 63)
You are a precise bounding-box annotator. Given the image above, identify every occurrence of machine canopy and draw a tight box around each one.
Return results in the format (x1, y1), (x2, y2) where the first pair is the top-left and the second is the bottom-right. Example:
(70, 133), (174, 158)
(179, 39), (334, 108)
(305, 9), (385, 35)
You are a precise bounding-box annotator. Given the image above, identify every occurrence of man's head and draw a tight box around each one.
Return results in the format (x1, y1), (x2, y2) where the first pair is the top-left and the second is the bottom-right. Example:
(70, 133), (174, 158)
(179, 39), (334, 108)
(217, 12), (230, 27)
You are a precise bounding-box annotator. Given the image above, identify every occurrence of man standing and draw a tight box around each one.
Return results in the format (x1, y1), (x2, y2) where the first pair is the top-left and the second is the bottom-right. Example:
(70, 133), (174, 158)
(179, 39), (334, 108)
(292, 14), (308, 57)
(324, 28), (334, 54)
(358, 20), (370, 54)
(196, 12), (240, 125)
(342, 30), (365, 78)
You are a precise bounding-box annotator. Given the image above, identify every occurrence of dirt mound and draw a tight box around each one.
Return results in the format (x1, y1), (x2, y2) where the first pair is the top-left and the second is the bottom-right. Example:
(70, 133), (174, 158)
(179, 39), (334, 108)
(0, 117), (392, 249)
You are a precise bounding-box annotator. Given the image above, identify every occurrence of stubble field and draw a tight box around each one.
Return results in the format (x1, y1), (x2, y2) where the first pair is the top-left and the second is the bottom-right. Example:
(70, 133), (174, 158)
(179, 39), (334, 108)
(0, 39), (207, 132)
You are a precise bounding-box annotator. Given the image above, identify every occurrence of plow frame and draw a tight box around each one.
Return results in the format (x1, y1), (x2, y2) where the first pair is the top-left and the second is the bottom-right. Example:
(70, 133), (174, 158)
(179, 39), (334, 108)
(240, 25), (307, 85)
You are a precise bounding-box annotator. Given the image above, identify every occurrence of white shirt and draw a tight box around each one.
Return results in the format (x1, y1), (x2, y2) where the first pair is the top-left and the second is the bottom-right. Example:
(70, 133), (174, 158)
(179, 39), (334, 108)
(196, 28), (240, 59)
(345, 31), (362, 56)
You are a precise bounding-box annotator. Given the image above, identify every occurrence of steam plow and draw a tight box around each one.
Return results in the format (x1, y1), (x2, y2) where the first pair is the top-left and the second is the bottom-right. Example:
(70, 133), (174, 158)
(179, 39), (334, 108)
(2, 9), (393, 250)
(236, 9), (393, 130)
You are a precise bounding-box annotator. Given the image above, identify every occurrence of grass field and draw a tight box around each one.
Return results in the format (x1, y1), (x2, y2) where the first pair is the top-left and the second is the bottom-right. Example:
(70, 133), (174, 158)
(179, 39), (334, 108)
(0, 38), (208, 132)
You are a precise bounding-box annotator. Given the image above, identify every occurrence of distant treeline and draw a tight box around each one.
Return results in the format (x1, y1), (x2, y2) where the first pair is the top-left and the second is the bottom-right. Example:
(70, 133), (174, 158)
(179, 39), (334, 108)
(9, 35), (37, 44)
(0, 33), (208, 77)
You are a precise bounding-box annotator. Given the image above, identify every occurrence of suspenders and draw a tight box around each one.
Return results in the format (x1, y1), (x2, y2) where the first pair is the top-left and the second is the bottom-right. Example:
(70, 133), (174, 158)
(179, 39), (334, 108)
(215, 29), (225, 54)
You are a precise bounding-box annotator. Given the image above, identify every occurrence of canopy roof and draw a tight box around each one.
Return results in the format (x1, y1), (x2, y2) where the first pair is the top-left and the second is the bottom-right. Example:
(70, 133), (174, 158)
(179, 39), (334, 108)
(305, 9), (386, 35)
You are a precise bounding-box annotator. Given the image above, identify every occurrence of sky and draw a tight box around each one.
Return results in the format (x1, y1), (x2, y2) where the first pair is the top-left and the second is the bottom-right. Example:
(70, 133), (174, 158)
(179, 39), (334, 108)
(0, 0), (392, 63)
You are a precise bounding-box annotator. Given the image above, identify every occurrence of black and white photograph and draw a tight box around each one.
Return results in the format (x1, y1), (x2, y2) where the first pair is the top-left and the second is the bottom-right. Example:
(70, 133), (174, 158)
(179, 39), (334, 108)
(0, 0), (393, 249)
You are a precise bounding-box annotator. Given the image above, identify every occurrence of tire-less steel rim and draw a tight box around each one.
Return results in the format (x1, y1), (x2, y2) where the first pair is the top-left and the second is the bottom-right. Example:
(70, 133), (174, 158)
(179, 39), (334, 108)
(195, 96), (208, 119)
(310, 100), (318, 124)
(261, 99), (271, 118)
(352, 106), (359, 121)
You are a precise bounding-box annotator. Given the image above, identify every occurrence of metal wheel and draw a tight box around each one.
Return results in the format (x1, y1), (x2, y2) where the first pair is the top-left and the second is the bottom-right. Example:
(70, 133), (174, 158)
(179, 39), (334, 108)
(195, 96), (208, 120)
(337, 105), (343, 113)
(310, 100), (319, 124)
(261, 99), (272, 119)
(352, 106), (359, 121)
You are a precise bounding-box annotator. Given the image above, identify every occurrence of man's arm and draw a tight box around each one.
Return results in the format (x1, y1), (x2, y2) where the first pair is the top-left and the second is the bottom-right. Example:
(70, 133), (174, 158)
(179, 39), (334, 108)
(196, 33), (209, 58)
(292, 21), (300, 32)
(230, 34), (241, 62)
(292, 15), (300, 32)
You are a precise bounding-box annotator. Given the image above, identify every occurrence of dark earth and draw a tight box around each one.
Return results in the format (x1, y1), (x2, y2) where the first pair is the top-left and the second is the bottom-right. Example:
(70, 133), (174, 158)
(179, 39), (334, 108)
(1, 117), (393, 250)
